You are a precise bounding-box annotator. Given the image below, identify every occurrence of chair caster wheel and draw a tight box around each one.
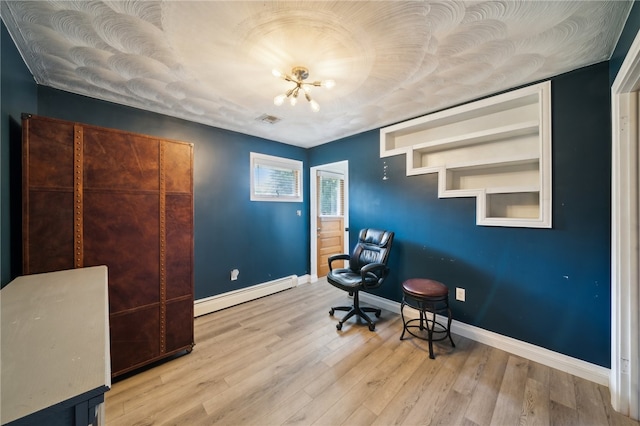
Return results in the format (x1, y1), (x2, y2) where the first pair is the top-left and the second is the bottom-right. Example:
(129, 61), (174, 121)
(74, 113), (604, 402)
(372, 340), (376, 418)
(368, 324), (375, 331)
(336, 323), (342, 330)
(329, 308), (334, 316)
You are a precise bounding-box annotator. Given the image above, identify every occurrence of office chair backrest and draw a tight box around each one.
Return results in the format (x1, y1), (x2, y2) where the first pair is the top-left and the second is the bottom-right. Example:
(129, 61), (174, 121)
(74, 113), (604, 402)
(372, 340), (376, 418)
(349, 228), (394, 273)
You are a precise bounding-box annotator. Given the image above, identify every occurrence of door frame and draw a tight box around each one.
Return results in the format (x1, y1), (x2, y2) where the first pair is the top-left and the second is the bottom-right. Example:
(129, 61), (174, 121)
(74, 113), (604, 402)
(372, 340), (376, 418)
(611, 29), (640, 419)
(310, 160), (349, 282)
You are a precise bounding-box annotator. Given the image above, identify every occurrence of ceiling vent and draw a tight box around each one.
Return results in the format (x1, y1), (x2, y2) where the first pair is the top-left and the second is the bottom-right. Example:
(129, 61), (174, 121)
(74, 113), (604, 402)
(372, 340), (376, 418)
(256, 114), (282, 125)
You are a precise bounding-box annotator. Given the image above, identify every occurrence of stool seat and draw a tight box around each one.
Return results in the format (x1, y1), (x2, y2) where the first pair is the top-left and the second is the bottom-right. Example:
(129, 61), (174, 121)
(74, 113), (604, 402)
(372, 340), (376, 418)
(402, 278), (448, 298)
(400, 278), (455, 359)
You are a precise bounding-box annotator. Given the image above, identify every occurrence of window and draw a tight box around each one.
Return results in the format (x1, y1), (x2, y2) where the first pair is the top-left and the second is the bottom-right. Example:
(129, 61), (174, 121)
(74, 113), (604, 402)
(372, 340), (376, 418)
(318, 170), (344, 216)
(250, 152), (303, 202)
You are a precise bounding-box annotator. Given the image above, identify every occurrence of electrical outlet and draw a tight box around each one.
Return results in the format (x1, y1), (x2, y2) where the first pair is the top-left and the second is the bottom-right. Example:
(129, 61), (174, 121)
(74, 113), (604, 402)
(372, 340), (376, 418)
(230, 269), (239, 281)
(455, 287), (466, 302)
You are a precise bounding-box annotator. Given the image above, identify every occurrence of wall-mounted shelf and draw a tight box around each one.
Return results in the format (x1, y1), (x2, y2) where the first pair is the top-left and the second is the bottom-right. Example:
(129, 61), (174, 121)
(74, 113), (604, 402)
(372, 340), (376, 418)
(381, 81), (551, 228)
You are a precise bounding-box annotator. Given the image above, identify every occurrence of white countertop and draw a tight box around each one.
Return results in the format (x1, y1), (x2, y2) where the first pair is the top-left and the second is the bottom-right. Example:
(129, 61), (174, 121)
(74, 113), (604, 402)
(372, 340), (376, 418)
(1, 266), (111, 424)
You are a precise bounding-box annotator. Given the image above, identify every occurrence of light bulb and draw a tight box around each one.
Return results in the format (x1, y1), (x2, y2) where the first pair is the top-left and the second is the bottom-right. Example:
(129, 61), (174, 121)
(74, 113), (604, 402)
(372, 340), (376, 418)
(322, 79), (335, 89)
(274, 94), (286, 106)
(310, 100), (320, 112)
(290, 96), (297, 106)
(272, 69), (283, 78)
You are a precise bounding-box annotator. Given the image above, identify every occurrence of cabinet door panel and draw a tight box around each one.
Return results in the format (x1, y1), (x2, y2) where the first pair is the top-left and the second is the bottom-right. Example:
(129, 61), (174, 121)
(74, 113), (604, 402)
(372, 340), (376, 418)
(26, 120), (74, 189)
(165, 298), (193, 352)
(84, 192), (160, 313)
(166, 194), (193, 300)
(164, 142), (192, 193)
(84, 130), (159, 192)
(110, 306), (160, 375)
(25, 191), (74, 273)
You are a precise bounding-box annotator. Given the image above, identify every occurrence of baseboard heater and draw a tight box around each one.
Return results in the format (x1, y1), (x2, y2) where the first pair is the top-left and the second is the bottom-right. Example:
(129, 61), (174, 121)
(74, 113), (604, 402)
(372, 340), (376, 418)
(194, 275), (298, 317)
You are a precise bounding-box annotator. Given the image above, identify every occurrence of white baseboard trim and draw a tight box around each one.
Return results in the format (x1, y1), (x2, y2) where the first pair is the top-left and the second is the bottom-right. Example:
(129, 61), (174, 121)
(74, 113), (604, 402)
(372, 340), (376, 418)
(360, 291), (610, 387)
(194, 275), (298, 317)
(297, 274), (312, 285)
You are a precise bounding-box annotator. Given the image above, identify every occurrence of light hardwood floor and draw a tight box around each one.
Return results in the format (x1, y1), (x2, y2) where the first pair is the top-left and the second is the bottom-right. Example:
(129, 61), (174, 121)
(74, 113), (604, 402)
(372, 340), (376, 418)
(105, 280), (639, 426)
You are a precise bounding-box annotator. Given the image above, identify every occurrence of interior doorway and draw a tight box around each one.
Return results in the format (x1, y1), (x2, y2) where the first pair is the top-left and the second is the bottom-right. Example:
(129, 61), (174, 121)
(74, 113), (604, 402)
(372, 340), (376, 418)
(310, 161), (349, 281)
(611, 30), (640, 419)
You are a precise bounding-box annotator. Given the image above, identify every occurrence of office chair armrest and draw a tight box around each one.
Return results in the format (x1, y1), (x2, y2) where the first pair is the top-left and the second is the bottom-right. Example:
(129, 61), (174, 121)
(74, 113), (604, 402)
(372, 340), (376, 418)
(360, 262), (389, 289)
(328, 254), (350, 271)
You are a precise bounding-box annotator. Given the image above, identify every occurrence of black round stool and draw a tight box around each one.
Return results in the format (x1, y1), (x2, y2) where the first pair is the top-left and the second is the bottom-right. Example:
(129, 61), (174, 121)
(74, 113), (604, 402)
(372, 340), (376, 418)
(400, 278), (455, 359)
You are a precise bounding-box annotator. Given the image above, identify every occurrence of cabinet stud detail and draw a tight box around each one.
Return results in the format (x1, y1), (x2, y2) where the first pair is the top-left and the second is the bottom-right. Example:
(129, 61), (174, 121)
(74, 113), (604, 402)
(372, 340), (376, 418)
(74, 125), (84, 267)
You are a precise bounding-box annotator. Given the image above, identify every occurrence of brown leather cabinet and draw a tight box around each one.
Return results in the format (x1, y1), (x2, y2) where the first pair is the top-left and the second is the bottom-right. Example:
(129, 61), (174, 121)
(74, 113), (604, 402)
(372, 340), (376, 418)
(21, 114), (195, 377)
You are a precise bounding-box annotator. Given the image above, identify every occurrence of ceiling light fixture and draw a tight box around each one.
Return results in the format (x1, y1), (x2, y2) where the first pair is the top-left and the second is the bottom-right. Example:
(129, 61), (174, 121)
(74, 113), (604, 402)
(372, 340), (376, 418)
(272, 66), (335, 112)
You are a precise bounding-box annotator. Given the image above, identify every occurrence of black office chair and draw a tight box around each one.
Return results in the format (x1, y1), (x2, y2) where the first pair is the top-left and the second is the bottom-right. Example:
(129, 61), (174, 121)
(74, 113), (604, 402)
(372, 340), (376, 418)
(327, 228), (394, 331)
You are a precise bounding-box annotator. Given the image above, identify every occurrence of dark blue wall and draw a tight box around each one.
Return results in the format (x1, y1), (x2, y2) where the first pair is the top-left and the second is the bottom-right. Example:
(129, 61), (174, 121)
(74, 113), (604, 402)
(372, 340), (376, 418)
(309, 62), (612, 367)
(1, 22), (38, 286)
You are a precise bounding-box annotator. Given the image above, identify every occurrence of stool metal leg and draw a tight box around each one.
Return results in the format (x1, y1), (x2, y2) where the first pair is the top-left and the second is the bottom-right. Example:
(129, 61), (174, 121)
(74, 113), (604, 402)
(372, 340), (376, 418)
(399, 293), (454, 359)
(400, 297), (408, 340)
(447, 305), (455, 348)
(425, 301), (435, 359)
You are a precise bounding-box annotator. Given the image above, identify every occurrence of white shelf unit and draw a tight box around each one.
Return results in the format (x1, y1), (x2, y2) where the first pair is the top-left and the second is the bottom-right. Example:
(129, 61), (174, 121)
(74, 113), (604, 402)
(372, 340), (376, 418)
(381, 81), (552, 228)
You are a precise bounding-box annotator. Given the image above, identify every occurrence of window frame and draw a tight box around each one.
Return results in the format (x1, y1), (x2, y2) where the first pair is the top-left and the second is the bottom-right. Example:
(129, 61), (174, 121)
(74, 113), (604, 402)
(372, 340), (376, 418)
(317, 170), (344, 217)
(250, 152), (303, 202)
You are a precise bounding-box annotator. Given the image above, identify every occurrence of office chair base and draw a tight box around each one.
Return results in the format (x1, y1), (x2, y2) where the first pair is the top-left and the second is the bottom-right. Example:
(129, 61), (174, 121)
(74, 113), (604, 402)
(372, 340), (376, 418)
(329, 303), (381, 331)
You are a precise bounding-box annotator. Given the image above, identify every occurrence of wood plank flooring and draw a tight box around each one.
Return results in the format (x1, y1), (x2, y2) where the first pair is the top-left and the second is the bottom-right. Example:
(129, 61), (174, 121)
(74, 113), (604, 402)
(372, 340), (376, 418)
(105, 280), (639, 426)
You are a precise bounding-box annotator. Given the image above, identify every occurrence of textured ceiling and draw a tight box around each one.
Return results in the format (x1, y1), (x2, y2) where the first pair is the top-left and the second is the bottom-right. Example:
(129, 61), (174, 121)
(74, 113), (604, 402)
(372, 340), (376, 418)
(1, 1), (633, 148)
